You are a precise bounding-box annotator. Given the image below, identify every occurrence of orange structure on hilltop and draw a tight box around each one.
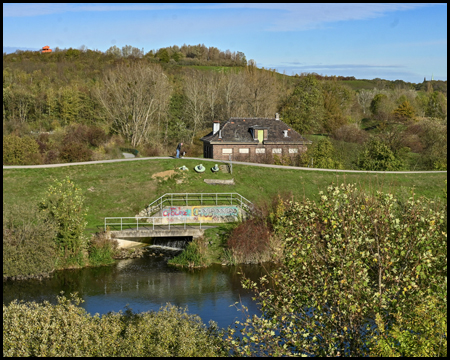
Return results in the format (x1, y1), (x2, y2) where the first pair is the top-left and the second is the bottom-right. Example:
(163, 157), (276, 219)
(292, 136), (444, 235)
(40, 46), (52, 53)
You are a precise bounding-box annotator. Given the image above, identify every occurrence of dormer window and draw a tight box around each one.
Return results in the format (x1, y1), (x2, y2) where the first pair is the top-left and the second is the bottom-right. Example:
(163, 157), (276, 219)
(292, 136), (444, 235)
(251, 127), (268, 142)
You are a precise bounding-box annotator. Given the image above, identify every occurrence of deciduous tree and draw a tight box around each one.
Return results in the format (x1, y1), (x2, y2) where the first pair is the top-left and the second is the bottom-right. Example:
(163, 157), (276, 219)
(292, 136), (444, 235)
(184, 69), (207, 144)
(94, 62), (171, 147)
(280, 74), (324, 134)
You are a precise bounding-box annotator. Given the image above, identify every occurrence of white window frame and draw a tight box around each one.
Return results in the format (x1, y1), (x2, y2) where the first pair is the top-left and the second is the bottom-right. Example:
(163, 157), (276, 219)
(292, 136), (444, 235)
(272, 148), (282, 154)
(289, 148), (298, 154)
(239, 148), (249, 154)
(222, 148), (233, 154)
(256, 148), (265, 154)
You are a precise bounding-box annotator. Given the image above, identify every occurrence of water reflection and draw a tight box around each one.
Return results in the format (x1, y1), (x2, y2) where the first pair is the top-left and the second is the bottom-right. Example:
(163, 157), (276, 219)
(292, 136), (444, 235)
(3, 252), (272, 329)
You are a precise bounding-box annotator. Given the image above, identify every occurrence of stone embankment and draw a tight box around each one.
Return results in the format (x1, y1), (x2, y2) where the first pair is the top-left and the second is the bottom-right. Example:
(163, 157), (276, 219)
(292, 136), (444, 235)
(3, 270), (55, 282)
(113, 247), (146, 260)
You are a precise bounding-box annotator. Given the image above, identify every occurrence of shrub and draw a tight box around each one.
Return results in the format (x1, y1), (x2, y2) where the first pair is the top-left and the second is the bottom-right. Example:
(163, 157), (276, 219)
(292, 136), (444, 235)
(62, 124), (108, 148)
(182, 141), (203, 158)
(3, 204), (58, 279)
(415, 118), (447, 170)
(168, 238), (208, 267)
(88, 231), (118, 266)
(104, 145), (123, 159)
(3, 134), (42, 165)
(272, 154), (282, 165)
(91, 146), (107, 161)
(102, 134), (125, 159)
(303, 138), (343, 169)
(3, 294), (228, 357)
(226, 196), (287, 264)
(332, 123), (369, 144)
(36, 133), (50, 153)
(38, 177), (89, 265)
(356, 137), (406, 171)
(63, 123), (89, 144)
(44, 149), (60, 164)
(59, 142), (92, 162)
(227, 184), (447, 356)
(36, 139), (47, 153)
(86, 125), (108, 147)
(107, 134), (125, 147)
(371, 294), (447, 357)
(37, 132), (50, 142)
(227, 217), (271, 264)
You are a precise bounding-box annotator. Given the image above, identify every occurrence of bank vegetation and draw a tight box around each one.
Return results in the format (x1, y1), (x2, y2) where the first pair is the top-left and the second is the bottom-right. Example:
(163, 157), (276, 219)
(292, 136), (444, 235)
(3, 183), (447, 356)
(3, 177), (117, 280)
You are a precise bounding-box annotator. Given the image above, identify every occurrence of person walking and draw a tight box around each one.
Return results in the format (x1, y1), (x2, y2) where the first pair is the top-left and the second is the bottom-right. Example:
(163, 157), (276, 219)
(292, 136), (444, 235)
(176, 142), (183, 158)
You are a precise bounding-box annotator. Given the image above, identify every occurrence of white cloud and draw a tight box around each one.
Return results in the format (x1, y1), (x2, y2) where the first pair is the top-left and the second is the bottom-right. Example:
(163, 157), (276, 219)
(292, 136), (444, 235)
(280, 63), (405, 69)
(2, 3), (177, 17)
(3, 3), (72, 17)
(4, 3), (437, 34)
(240, 3), (434, 31)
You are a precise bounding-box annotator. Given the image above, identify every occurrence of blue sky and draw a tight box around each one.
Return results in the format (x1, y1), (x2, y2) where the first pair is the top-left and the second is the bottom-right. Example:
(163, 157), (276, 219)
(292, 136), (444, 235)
(3, 3), (447, 83)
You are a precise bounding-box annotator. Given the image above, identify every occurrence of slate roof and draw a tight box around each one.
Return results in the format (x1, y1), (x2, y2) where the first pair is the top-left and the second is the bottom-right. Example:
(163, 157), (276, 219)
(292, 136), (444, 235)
(201, 117), (312, 144)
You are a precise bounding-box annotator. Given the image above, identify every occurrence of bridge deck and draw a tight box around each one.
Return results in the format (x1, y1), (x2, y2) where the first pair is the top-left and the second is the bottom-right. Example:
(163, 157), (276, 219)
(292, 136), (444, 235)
(110, 225), (217, 241)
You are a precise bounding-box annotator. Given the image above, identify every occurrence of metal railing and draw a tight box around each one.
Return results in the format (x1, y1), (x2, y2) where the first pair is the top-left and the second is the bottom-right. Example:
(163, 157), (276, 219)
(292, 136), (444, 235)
(104, 216), (203, 231)
(145, 193), (253, 216)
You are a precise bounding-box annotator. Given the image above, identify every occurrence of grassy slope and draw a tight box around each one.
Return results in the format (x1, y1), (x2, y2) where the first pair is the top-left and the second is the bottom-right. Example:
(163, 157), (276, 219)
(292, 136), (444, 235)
(3, 158), (447, 234)
(341, 79), (379, 91)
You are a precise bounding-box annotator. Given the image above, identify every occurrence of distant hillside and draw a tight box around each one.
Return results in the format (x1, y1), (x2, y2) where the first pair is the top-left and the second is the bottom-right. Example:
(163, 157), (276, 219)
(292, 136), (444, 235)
(3, 44), (447, 174)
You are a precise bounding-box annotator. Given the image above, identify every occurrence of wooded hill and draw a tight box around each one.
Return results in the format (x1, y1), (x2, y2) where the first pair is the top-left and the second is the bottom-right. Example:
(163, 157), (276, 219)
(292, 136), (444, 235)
(3, 45), (447, 170)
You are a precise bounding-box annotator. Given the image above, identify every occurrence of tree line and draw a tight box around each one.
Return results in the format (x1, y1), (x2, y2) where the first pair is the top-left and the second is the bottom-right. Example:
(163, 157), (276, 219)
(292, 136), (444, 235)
(3, 45), (447, 170)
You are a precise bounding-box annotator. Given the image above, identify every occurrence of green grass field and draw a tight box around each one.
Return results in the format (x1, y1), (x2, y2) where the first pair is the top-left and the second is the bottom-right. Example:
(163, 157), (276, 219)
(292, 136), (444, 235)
(3, 159), (447, 235)
(188, 65), (241, 73)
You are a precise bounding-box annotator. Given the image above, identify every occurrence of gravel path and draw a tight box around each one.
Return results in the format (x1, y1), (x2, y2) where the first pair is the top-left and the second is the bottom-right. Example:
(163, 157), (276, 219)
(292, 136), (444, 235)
(3, 157), (447, 174)
(122, 152), (136, 159)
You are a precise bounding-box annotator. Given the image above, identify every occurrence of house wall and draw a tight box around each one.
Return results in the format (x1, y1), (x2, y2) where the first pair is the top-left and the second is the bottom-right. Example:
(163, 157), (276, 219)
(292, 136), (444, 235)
(209, 143), (308, 161)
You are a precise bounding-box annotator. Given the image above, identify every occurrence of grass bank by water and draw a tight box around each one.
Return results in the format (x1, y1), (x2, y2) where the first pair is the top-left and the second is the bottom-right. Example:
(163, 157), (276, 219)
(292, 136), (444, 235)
(3, 158), (446, 236)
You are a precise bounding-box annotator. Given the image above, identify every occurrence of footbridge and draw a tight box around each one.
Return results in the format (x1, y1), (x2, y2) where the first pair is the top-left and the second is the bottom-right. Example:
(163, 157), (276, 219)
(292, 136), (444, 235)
(105, 193), (253, 247)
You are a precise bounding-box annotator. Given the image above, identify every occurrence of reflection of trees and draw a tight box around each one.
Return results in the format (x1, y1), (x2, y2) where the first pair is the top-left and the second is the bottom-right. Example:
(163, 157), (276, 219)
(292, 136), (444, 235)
(3, 265), (118, 305)
(4, 259), (271, 326)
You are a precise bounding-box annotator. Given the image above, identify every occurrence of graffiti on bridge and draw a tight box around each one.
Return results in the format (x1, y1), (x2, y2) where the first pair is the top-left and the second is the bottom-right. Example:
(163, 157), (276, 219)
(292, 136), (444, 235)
(161, 206), (239, 223)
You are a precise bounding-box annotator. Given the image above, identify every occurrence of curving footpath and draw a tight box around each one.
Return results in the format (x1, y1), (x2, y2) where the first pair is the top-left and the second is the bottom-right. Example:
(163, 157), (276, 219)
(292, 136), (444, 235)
(3, 156), (447, 174)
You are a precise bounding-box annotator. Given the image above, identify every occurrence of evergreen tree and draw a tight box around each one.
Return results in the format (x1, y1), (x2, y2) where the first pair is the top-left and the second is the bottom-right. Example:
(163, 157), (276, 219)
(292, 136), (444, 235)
(393, 100), (415, 122)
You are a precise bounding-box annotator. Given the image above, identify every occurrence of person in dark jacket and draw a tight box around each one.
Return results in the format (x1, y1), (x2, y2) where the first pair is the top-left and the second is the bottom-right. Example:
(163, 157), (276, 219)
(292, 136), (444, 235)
(176, 142), (183, 158)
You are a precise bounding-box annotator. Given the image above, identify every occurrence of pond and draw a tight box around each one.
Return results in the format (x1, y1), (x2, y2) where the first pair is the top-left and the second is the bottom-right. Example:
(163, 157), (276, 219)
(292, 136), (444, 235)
(3, 247), (272, 330)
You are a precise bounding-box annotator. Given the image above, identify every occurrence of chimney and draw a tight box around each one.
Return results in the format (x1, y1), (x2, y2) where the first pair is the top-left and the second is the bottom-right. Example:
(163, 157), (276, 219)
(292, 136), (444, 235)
(275, 113), (280, 120)
(213, 120), (220, 135)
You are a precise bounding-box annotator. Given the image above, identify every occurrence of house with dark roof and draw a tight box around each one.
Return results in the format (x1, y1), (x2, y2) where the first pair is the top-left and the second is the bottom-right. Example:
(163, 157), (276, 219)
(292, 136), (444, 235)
(200, 113), (312, 162)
